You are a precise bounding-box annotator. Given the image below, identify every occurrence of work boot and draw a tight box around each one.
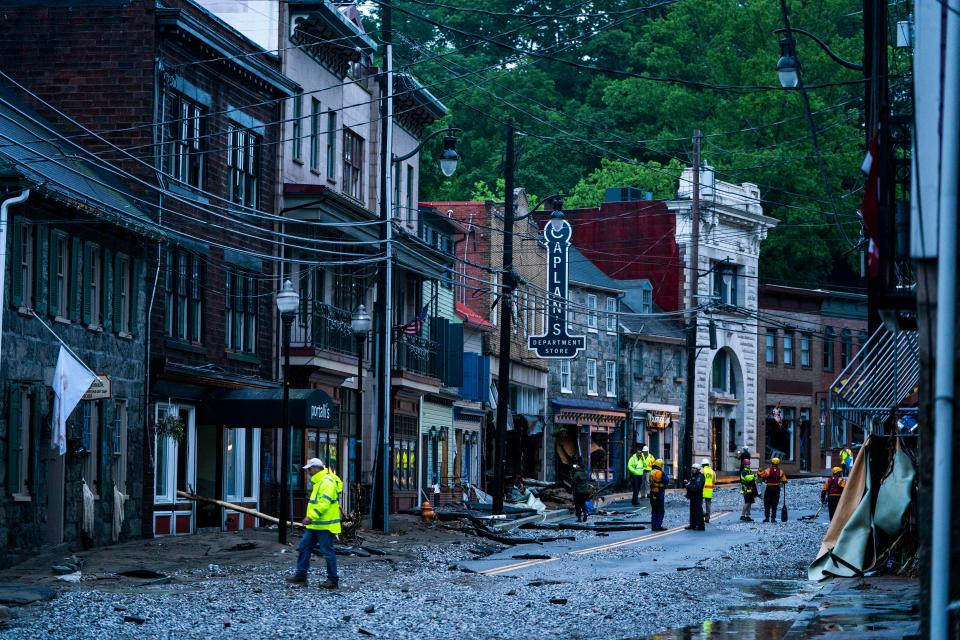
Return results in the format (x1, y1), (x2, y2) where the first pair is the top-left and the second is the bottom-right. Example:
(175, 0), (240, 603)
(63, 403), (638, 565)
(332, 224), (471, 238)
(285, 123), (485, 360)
(745, 517), (754, 522)
(763, 518), (769, 523)
(319, 578), (339, 590)
(285, 575), (307, 585)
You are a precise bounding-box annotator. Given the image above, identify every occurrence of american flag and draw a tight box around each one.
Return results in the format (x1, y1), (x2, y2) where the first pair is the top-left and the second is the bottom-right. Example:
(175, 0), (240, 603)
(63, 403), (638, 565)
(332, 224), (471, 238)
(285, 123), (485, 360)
(395, 303), (429, 335)
(769, 403), (783, 426)
(859, 130), (881, 277)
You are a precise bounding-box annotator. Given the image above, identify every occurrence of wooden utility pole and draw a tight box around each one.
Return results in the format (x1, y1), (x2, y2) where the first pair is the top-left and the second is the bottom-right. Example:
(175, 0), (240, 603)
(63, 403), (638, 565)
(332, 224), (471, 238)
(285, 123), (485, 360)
(681, 130), (702, 482)
(492, 120), (515, 515)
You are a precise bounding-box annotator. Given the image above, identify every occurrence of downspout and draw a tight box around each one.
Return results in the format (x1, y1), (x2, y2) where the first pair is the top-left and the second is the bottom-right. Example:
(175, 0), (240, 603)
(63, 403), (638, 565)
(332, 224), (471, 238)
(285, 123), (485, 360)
(930, 1), (960, 635)
(0, 189), (31, 374)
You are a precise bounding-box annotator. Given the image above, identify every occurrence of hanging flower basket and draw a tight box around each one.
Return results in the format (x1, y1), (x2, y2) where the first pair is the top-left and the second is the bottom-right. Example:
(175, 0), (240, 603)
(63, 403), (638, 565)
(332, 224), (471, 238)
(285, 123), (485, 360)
(156, 414), (186, 442)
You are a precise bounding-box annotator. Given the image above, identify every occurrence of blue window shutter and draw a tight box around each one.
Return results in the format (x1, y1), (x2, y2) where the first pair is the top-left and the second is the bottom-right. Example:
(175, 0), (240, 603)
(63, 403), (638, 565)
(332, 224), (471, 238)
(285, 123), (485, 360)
(461, 353), (477, 401)
(448, 323), (464, 387)
(480, 356), (491, 404)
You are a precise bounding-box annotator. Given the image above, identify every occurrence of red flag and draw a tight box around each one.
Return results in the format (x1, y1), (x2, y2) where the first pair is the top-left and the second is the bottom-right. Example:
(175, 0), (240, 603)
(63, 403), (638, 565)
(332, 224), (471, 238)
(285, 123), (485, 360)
(859, 131), (881, 277)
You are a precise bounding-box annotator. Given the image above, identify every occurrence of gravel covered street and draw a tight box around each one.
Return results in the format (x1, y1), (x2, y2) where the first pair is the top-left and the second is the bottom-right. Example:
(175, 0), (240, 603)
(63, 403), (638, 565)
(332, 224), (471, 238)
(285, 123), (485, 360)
(1, 479), (831, 639)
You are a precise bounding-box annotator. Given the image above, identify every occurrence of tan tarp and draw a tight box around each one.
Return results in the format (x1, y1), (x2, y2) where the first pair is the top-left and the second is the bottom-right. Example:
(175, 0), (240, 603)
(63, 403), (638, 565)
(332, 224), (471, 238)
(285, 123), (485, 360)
(808, 436), (916, 581)
(555, 435), (577, 465)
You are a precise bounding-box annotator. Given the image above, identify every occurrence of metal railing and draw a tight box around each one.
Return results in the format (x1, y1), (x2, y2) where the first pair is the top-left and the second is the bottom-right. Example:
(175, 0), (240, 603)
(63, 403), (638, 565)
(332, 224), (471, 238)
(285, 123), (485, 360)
(394, 333), (438, 377)
(290, 301), (356, 356)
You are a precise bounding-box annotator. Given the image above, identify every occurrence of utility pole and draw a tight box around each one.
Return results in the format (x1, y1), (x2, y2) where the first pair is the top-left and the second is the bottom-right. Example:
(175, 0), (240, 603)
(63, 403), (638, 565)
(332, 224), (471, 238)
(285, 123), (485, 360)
(681, 130), (702, 483)
(863, 0), (888, 335)
(492, 120), (515, 516)
(372, 0), (394, 532)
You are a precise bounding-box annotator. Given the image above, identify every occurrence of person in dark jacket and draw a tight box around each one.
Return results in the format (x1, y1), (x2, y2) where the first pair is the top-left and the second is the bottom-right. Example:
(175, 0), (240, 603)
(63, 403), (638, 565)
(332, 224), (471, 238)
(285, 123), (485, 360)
(571, 464), (592, 523)
(685, 464), (705, 530)
(821, 466), (846, 520)
(649, 458), (669, 531)
(758, 457), (788, 523)
(739, 458), (758, 522)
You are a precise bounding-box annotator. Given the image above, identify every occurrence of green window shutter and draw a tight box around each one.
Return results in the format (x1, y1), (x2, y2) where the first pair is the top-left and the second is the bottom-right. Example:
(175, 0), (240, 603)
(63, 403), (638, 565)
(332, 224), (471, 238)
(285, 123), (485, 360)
(48, 232), (61, 317)
(70, 237), (82, 322)
(130, 258), (142, 338)
(102, 249), (113, 332)
(6, 386), (23, 494)
(10, 218), (24, 308)
(112, 255), (123, 333)
(30, 390), (42, 495)
(81, 242), (92, 325)
(33, 228), (47, 315)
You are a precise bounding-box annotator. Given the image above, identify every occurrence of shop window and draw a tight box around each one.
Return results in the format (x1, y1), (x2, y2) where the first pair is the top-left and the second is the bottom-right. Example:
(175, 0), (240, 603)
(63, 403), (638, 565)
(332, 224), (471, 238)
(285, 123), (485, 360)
(154, 404), (195, 504)
(392, 415), (417, 491)
(225, 428), (259, 502)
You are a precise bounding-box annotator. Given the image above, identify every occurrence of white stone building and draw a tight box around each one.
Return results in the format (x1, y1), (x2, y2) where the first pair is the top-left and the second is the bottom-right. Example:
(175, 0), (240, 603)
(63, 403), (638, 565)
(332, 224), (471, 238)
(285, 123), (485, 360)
(672, 168), (778, 473)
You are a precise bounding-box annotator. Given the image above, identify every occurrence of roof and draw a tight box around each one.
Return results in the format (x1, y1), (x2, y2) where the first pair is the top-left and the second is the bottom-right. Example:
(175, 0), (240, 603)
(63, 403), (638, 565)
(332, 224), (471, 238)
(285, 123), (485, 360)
(455, 302), (493, 330)
(568, 245), (623, 292)
(0, 90), (161, 239)
(619, 301), (686, 341)
(552, 397), (625, 413)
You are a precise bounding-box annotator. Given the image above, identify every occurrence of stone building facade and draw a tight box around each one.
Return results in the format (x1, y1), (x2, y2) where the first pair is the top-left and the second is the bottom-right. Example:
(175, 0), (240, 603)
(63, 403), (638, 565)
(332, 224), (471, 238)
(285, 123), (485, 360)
(672, 169), (778, 473)
(0, 95), (158, 566)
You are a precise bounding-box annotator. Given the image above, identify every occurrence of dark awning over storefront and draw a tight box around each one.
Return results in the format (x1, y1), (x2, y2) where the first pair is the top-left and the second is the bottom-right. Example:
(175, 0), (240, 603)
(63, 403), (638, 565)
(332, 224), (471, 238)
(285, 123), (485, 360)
(199, 388), (335, 429)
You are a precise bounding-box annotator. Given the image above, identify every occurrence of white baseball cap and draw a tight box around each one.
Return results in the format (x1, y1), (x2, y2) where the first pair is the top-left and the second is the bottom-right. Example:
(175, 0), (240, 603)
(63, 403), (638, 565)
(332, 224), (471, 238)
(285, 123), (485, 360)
(302, 458), (325, 470)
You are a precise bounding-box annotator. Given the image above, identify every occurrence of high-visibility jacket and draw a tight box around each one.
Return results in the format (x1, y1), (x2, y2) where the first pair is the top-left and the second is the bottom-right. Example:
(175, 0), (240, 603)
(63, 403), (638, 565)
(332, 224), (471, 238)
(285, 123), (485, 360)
(739, 466), (757, 495)
(305, 469), (343, 534)
(650, 468), (668, 494)
(702, 465), (715, 499)
(628, 454), (645, 476)
(759, 466), (788, 486)
(642, 453), (656, 472)
(839, 448), (853, 465)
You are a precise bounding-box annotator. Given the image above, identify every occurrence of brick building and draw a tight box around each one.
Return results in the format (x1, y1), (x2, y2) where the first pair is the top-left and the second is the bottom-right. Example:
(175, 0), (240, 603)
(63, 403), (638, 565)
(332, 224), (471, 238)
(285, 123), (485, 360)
(756, 285), (868, 474)
(436, 193), (551, 481)
(0, 0), (300, 536)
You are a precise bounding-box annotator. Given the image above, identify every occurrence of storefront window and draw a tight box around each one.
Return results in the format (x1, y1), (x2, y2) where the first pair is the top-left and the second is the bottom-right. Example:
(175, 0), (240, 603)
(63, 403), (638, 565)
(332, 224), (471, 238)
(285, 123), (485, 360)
(393, 415), (417, 491)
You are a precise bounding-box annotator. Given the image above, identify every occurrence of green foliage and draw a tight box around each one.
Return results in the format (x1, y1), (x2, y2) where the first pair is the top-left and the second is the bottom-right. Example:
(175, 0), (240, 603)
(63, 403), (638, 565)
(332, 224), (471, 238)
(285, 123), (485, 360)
(389, 0), (867, 289)
(565, 159), (684, 208)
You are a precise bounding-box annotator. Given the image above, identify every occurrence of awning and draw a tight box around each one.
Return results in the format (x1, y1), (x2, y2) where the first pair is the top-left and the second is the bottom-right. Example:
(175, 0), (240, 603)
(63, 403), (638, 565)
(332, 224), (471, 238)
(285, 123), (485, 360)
(198, 388), (335, 429)
(631, 402), (681, 416)
(830, 327), (919, 432)
(552, 398), (626, 427)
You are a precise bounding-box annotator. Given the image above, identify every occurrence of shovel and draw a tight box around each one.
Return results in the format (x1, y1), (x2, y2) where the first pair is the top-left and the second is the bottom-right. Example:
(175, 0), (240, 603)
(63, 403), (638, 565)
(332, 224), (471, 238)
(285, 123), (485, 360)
(780, 483), (789, 522)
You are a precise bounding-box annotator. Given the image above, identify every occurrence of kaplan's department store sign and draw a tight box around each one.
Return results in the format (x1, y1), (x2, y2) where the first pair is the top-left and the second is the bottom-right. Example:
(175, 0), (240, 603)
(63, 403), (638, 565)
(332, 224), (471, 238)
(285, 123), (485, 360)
(528, 214), (585, 359)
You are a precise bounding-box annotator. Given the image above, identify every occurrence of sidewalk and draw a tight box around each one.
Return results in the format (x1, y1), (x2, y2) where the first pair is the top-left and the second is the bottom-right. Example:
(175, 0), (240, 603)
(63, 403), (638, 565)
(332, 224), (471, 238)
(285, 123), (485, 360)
(784, 576), (919, 639)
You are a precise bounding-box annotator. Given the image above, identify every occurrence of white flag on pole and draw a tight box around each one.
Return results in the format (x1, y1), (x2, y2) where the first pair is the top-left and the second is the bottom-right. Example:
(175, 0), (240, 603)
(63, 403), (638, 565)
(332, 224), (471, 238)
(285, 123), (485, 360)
(51, 345), (96, 456)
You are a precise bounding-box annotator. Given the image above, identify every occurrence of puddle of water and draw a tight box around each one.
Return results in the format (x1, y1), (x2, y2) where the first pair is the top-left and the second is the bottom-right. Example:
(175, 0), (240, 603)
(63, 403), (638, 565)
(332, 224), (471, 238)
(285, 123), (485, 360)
(637, 618), (792, 639)
(730, 578), (816, 600)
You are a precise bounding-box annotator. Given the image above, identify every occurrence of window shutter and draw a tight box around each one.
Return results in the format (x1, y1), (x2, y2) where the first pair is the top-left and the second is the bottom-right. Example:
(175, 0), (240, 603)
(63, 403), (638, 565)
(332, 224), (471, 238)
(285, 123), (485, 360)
(48, 233), (61, 317)
(81, 241), (92, 324)
(461, 353), (477, 402)
(113, 255), (123, 333)
(130, 259), (142, 337)
(69, 237), (82, 321)
(480, 356), (491, 404)
(99, 404), (109, 490)
(102, 248), (113, 332)
(10, 218), (24, 307)
(34, 227), (47, 315)
(447, 323), (464, 387)
(6, 386), (23, 494)
(30, 389), (42, 495)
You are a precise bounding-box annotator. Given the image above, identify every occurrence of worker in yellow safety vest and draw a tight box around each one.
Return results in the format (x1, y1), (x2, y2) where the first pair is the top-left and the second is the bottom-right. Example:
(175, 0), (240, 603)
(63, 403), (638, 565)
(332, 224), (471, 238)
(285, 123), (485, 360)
(838, 445), (854, 478)
(701, 459), (715, 523)
(286, 458), (343, 589)
(628, 446), (646, 505)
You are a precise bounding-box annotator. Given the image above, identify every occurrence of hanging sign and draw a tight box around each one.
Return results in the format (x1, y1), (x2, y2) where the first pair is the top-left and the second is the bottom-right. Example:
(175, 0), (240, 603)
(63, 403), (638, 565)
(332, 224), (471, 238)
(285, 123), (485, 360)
(528, 213), (585, 358)
(81, 375), (112, 400)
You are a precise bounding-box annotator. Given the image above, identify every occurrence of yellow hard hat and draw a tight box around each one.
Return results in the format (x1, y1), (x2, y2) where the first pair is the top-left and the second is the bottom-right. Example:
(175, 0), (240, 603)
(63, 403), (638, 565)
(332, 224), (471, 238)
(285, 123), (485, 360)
(654, 458), (664, 467)
(832, 466), (842, 474)
(771, 457), (781, 465)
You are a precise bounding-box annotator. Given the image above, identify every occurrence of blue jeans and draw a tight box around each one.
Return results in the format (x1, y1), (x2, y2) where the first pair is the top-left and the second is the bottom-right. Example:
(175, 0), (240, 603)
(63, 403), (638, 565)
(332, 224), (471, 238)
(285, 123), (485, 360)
(295, 529), (338, 582)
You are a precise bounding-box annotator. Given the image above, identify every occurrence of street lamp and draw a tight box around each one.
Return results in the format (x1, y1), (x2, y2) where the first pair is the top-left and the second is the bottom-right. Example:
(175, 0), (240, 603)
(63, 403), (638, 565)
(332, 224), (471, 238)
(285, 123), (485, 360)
(776, 38), (799, 89)
(276, 279), (300, 545)
(393, 126), (462, 176)
(351, 304), (371, 477)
